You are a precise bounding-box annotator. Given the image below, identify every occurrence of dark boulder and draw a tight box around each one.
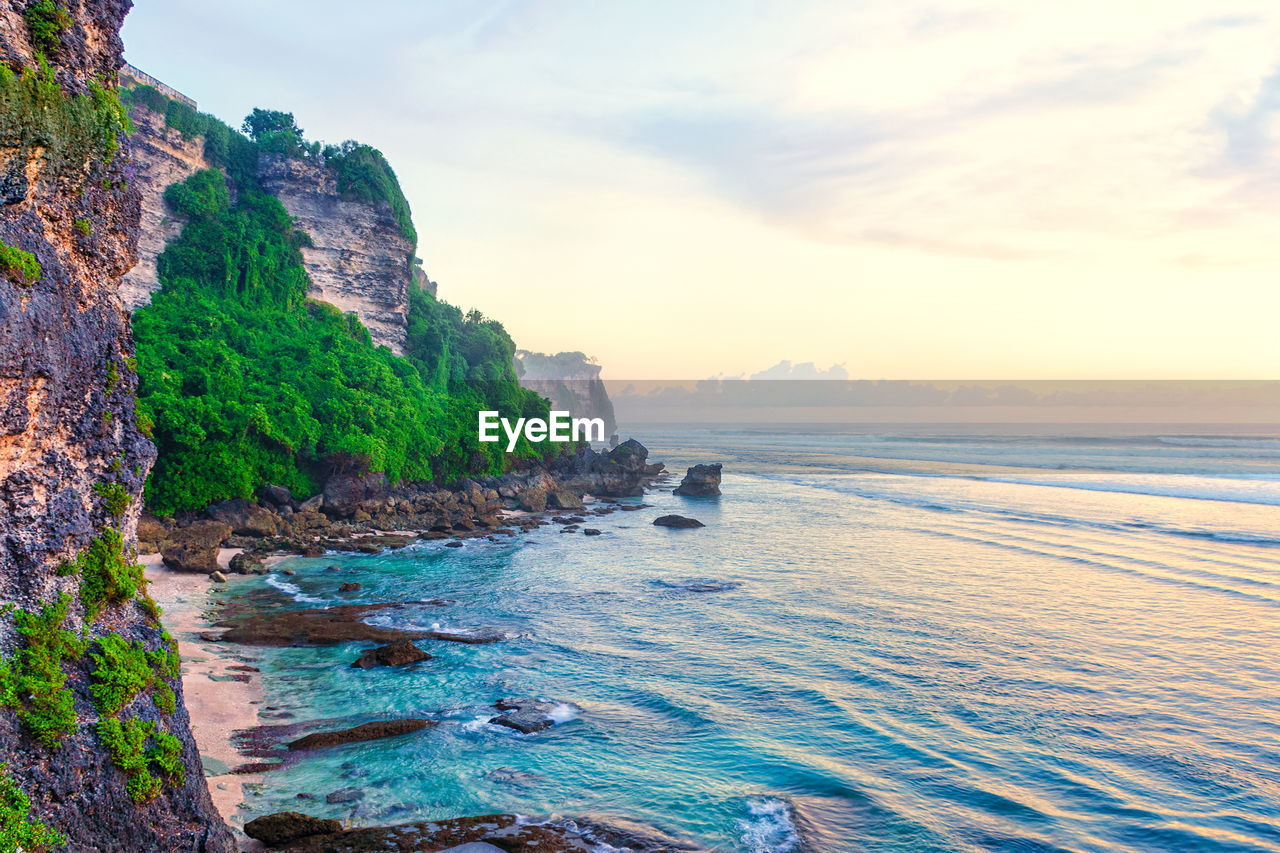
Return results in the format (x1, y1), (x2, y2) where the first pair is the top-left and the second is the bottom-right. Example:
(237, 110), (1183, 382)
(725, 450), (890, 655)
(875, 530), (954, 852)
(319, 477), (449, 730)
(286, 719), (433, 750)
(243, 812), (342, 846)
(322, 471), (391, 518)
(673, 463), (722, 497)
(350, 640), (431, 669)
(653, 515), (704, 529)
(491, 698), (565, 734)
(338, 581), (362, 592)
(207, 498), (280, 536)
(161, 520), (232, 573)
(259, 484), (294, 507)
(227, 550), (266, 575)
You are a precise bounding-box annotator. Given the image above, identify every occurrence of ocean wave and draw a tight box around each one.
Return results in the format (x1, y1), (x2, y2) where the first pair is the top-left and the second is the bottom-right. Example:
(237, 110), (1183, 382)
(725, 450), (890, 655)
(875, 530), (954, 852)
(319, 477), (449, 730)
(264, 573), (326, 605)
(736, 798), (800, 853)
(783, 477), (1280, 546)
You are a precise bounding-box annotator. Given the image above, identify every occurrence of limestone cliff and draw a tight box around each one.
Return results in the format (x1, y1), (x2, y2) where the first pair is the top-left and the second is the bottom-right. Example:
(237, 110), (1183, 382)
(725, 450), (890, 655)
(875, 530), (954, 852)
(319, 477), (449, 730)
(516, 350), (618, 438)
(0, 0), (232, 849)
(119, 106), (212, 310)
(258, 152), (414, 353)
(120, 101), (421, 353)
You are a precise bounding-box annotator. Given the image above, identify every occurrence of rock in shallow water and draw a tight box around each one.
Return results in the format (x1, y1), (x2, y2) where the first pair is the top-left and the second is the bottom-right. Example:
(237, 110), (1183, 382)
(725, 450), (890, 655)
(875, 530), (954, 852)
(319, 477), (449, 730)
(673, 463), (723, 497)
(286, 719), (433, 750)
(653, 514), (705, 529)
(215, 602), (435, 646)
(244, 811), (343, 846)
(350, 640), (431, 669)
(490, 698), (568, 734)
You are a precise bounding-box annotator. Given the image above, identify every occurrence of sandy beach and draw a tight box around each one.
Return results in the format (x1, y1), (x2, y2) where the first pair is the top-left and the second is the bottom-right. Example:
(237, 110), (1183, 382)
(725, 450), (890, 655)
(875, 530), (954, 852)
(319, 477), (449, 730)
(142, 550), (283, 844)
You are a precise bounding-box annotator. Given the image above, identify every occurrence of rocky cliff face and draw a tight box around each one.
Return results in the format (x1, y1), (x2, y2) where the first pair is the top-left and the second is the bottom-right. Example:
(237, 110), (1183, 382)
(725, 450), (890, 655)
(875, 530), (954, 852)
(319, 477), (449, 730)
(515, 350), (618, 438)
(121, 108), (420, 353)
(257, 153), (414, 353)
(118, 106), (212, 310)
(0, 1), (232, 849)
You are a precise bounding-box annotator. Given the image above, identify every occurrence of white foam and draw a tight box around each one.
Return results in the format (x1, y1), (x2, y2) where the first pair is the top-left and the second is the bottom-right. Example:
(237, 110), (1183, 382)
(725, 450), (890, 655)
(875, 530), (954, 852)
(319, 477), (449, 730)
(736, 798), (800, 853)
(264, 573), (326, 605)
(460, 714), (497, 733)
(547, 702), (579, 724)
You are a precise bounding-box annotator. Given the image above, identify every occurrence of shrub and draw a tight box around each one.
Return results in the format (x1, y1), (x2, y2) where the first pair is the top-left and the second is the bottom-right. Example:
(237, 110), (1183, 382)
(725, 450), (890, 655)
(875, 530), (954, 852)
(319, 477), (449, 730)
(0, 240), (40, 287)
(88, 635), (152, 717)
(22, 0), (70, 57)
(97, 717), (184, 804)
(92, 481), (130, 518)
(0, 593), (85, 748)
(0, 60), (132, 179)
(0, 764), (65, 852)
(70, 529), (144, 620)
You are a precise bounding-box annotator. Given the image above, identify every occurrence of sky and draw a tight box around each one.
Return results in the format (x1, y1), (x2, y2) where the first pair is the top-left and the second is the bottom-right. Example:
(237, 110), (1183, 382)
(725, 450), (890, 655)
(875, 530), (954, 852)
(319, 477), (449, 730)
(121, 1), (1280, 379)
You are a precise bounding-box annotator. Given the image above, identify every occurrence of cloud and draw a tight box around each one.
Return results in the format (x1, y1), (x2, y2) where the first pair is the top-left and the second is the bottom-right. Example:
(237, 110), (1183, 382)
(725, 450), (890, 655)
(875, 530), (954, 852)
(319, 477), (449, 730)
(1215, 63), (1280, 170)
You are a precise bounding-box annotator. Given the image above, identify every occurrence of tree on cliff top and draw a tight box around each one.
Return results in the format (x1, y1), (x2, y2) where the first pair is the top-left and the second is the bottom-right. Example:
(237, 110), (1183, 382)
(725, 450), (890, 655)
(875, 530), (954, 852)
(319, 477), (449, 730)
(240, 107), (315, 158)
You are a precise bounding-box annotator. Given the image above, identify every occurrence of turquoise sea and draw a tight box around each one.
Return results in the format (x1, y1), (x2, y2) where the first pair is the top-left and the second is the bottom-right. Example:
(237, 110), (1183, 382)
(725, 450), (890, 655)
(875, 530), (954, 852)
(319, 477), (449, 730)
(229, 425), (1280, 852)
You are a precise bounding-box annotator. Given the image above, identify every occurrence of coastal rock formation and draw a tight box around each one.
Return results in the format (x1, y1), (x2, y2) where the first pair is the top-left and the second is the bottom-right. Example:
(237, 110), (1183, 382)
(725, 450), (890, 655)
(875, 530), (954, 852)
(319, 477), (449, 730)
(121, 99), (424, 354)
(245, 812), (343, 847)
(285, 718), (432, 750)
(653, 515), (705, 529)
(350, 640), (430, 669)
(258, 153), (415, 353)
(160, 520), (231, 573)
(490, 698), (564, 734)
(515, 349), (618, 438)
(673, 463), (723, 497)
(214, 602), (434, 646)
(252, 812), (700, 852)
(0, 2), (232, 849)
(118, 106), (213, 309)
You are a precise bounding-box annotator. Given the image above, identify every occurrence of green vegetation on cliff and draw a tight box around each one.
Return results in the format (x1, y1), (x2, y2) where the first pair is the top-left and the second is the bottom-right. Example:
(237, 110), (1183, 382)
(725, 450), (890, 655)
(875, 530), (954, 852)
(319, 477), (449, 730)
(0, 239), (40, 287)
(0, 594), (84, 749)
(97, 717), (184, 804)
(0, 61), (130, 176)
(0, 764), (65, 852)
(133, 162), (553, 515)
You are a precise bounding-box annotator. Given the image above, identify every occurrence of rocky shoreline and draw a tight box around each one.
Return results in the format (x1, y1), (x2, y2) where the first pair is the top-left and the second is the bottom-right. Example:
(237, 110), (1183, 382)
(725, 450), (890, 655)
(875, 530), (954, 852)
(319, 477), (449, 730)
(146, 439), (732, 851)
(140, 440), (665, 576)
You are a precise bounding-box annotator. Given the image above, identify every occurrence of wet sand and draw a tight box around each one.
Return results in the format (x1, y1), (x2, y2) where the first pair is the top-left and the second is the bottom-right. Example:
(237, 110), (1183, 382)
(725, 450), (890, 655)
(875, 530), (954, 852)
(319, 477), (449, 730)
(142, 550), (281, 843)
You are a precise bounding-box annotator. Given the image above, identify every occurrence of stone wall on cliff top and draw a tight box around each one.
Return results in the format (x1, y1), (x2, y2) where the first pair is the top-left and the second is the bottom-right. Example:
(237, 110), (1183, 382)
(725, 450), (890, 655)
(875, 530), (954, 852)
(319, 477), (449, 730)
(0, 0), (232, 849)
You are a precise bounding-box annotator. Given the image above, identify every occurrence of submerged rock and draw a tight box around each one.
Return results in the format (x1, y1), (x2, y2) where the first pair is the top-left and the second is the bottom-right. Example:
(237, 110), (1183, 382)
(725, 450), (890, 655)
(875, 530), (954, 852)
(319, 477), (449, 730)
(350, 640), (431, 669)
(427, 628), (505, 645)
(261, 812), (700, 852)
(653, 514), (705, 529)
(673, 463), (722, 497)
(490, 698), (566, 734)
(286, 719), (433, 750)
(215, 602), (433, 646)
(325, 787), (365, 805)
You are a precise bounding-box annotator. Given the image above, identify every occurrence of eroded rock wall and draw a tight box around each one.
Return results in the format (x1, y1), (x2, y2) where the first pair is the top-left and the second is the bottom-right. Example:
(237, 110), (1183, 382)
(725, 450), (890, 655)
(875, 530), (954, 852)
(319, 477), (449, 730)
(0, 0), (232, 849)
(119, 106), (212, 310)
(258, 153), (413, 353)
